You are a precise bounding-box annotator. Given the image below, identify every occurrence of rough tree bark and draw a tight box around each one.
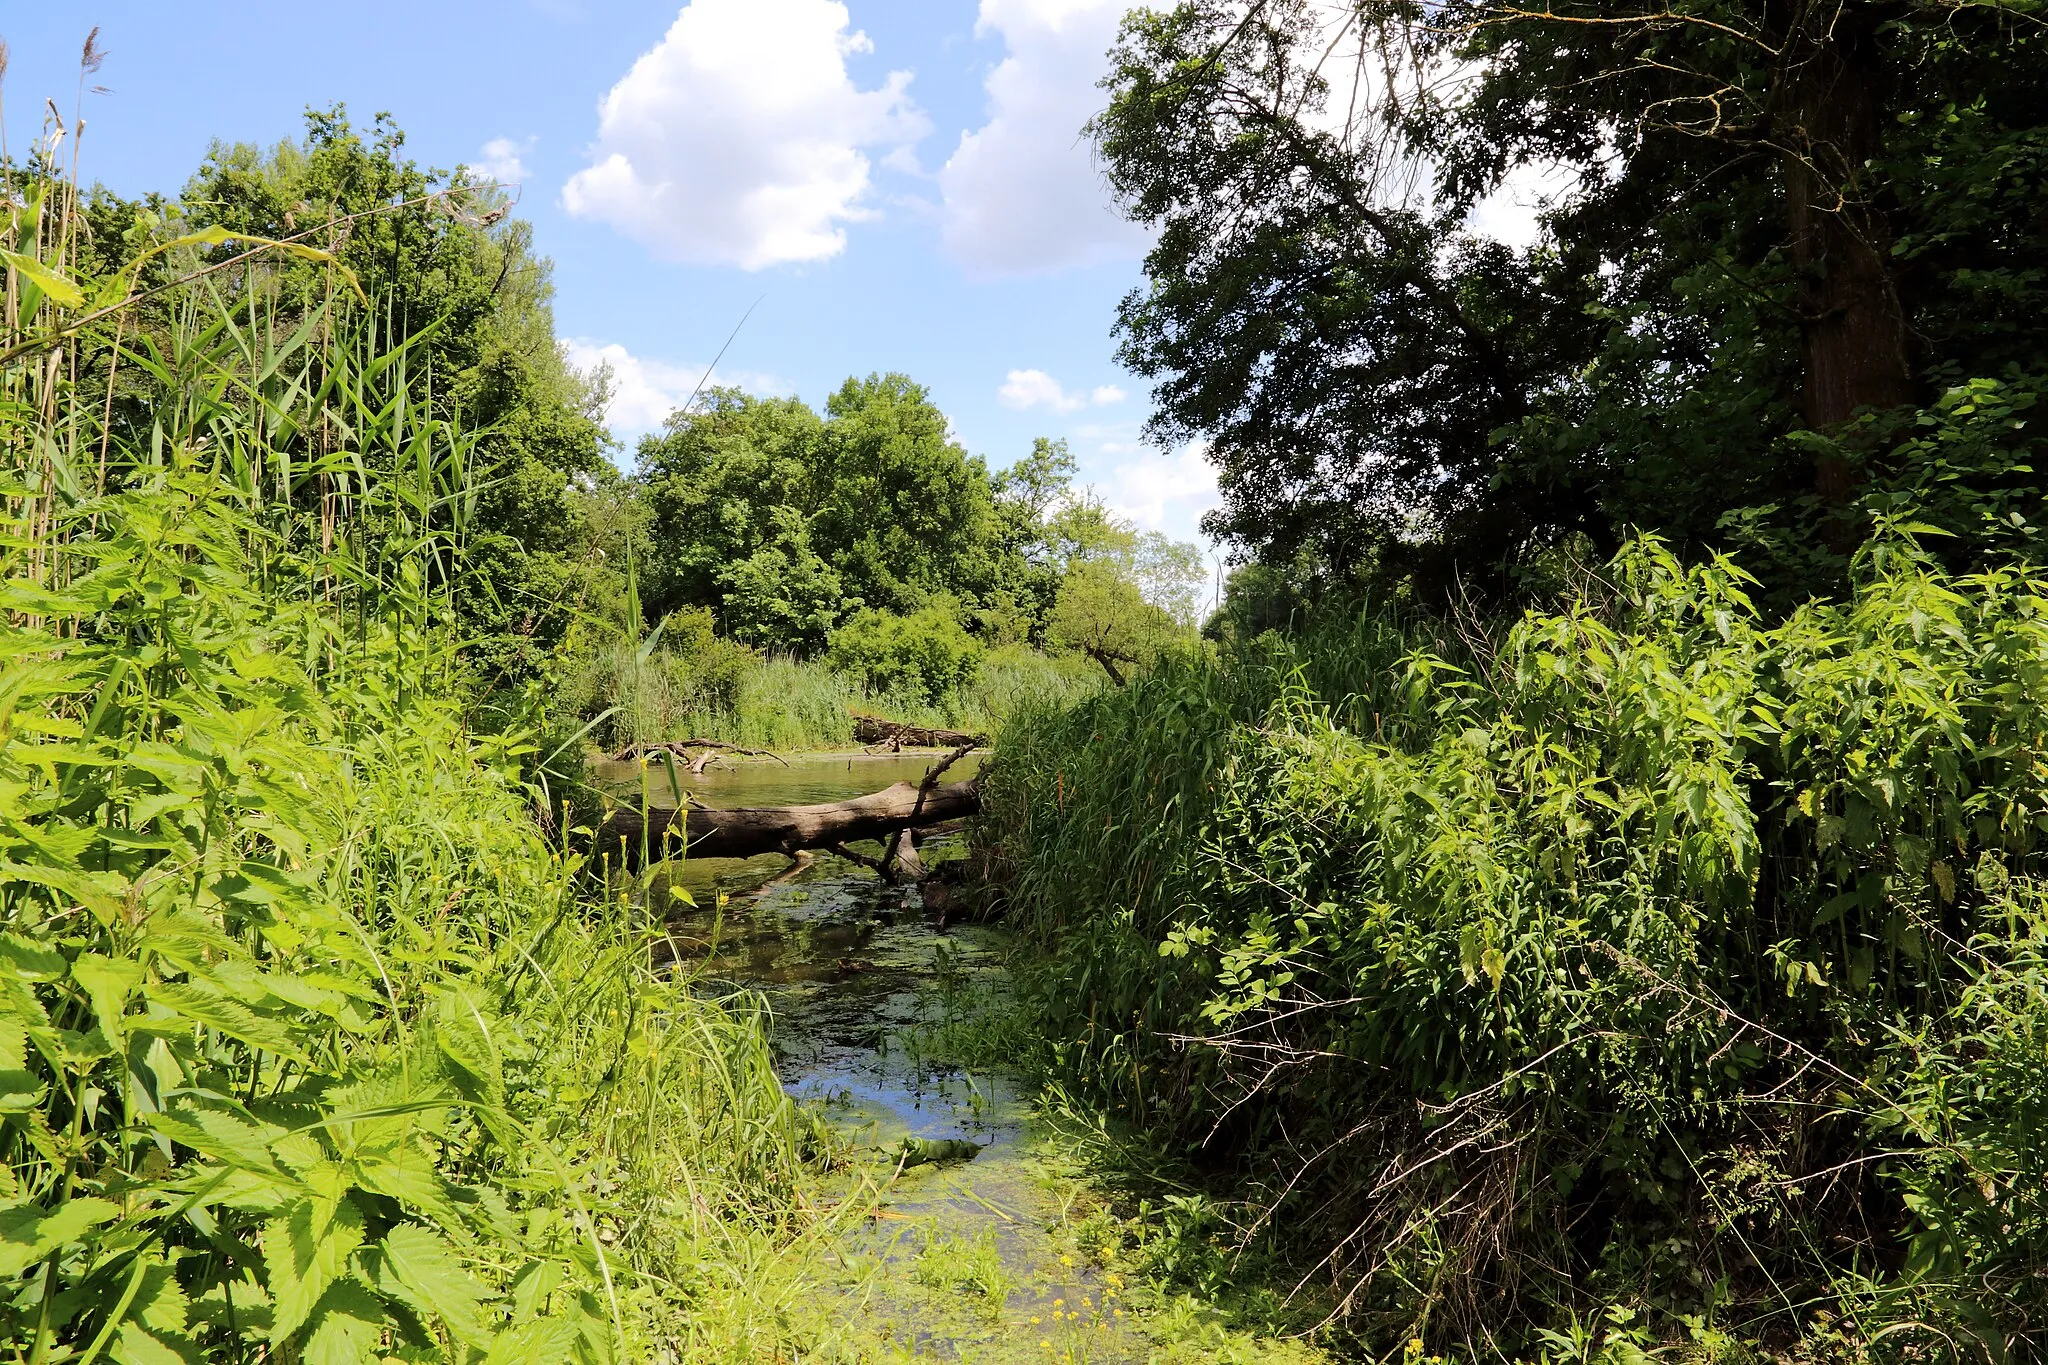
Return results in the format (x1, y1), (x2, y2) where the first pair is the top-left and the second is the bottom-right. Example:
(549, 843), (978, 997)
(586, 780), (980, 870)
(1778, 9), (1916, 502)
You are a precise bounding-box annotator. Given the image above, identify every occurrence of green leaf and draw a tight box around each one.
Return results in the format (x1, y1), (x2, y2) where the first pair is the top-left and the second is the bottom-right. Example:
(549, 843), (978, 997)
(0, 932), (68, 982)
(370, 1223), (493, 1348)
(430, 986), (503, 1105)
(145, 1106), (298, 1182)
(299, 1279), (386, 1365)
(0, 1196), (121, 1276)
(152, 982), (311, 1064)
(0, 250), (85, 309)
(484, 1317), (579, 1365)
(262, 1196), (366, 1345)
(109, 1259), (202, 1365)
(0, 1019), (40, 1113)
(72, 954), (143, 1039)
(352, 1145), (465, 1232)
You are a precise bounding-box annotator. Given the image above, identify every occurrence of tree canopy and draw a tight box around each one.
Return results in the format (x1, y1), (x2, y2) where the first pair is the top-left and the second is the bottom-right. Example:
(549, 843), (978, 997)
(1095, 0), (2048, 598)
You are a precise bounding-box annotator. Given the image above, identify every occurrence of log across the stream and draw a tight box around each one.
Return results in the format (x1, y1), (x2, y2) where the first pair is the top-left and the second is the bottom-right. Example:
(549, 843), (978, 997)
(588, 779), (979, 869)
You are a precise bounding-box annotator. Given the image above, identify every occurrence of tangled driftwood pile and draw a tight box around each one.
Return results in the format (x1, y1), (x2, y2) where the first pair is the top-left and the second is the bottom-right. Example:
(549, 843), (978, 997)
(851, 713), (985, 751)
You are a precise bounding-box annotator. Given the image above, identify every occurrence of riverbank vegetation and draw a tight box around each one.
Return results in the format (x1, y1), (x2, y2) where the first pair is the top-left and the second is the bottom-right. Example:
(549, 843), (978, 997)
(972, 3), (2048, 1361)
(0, 80), (866, 1360)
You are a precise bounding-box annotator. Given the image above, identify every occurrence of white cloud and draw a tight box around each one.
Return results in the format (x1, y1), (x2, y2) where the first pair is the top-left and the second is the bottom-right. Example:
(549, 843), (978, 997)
(940, 0), (1151, 274)
(473, 137), (533, 185)
(562, 0), (926, 269)
(998, 368), (1126, 414)
(1099, 439), (1219, 535)
(565, 339), (790, 445)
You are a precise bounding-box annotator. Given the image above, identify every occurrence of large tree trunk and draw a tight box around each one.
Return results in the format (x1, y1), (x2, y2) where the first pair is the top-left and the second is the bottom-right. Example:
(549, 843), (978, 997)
(1780, 12), (1915, 502)
(586, 780), (980, 870)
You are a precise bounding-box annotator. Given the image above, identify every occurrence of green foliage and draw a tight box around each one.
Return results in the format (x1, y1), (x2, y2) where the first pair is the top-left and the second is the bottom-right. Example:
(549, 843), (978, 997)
(564, 639), (1098, 754)
(104, 106), (618, 682)
(827, 604), (985, 703)
(635, 379), (1005, 652)
(978, 530), (2048, 1358)
(0, 158), (830, 1363)
(1724, 371), (2048, 601)
(1094, 1), (2048, 595)
(1046, 560), (1188, 686)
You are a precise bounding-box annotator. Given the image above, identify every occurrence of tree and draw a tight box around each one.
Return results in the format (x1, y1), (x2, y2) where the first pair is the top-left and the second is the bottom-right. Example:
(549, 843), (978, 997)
(1094, 1), (2048, 595)
(635, 377), (1009, 652)
(1047, 560), (1186, 685)
(827, 604), (985, 701)
(176, 107), (614, 678)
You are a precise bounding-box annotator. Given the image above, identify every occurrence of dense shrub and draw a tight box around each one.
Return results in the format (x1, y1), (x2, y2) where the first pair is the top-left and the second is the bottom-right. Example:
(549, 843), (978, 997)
(827, 604), (985, 702)
(0, 476), (818, 1360)
(977, 531), (2048, 1359)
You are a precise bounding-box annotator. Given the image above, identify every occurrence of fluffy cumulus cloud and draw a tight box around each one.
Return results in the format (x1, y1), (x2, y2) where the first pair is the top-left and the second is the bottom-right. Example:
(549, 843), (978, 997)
(940, 0), (1152, 274)
(562, 0), (925, 269)
(1098, 438), (1220, 536)
(566, 340), (789, 445)
(997, 368), (1126, 414)
(473, 137), (534, 185)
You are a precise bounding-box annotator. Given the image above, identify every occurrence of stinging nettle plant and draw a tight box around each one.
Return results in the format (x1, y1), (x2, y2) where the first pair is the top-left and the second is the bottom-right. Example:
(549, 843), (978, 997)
(0, 41), (829, 1365)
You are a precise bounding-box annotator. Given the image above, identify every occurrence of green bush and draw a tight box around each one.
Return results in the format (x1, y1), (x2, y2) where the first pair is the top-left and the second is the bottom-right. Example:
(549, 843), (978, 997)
(827, 604), (984, 702)
(661, 605), (762, 712)
(977, 530), (2048, 1359)
(0, 474), (821, 1361)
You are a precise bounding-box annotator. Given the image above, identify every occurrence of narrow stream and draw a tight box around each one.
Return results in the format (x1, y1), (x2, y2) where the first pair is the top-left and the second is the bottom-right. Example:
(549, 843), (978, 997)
(597, 751), (1148, 1362)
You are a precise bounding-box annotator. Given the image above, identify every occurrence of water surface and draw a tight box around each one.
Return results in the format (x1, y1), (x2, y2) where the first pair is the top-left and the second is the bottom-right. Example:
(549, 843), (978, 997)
(599, 751), (1148, 1360)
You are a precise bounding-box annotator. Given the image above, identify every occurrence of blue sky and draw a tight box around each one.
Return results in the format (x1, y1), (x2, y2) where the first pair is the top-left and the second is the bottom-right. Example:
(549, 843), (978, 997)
(5, 1), (1224, 544)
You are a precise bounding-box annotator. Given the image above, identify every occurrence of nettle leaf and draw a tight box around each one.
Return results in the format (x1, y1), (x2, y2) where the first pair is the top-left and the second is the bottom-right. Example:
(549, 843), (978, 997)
(261, 1195), (366, 1345)
(430, 986), (504, 1106)
(135, 911), (240, 971)
(145, 1105), (299, 1183)
(483, 1316), (579, 1365)
(0, 1196), (121, 1276)
(0, 858), (126, 919)
(0, 1019), (42, 1113)
(72, 954), (144, 1039)
(353, 1143), (466, 1233)
(151, 982), (312, 1065)
(299, 1278), (386, 1365)
(369, 1223), (494, 1348)
(109, 1258), (202, 1365)
(0, 932), (68, 982)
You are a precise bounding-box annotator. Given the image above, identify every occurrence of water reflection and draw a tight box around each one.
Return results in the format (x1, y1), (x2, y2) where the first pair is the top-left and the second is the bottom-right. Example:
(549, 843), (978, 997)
(598, 752), (1143, 1356)
(597, 751), (1001, 1133)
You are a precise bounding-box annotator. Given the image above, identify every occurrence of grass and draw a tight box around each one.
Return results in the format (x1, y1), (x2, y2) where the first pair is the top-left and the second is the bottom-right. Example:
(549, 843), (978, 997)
(559, 637), (1104, 753)
(912, 1225), (1013, 1307)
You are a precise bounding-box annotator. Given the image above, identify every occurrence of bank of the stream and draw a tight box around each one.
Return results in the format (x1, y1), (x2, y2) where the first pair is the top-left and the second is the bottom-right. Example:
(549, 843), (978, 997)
(600, 752), (1332, 1364)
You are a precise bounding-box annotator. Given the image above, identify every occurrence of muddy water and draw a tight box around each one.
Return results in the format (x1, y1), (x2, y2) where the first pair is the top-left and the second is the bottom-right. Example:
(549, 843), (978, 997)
(600, 752), (1149, 1362)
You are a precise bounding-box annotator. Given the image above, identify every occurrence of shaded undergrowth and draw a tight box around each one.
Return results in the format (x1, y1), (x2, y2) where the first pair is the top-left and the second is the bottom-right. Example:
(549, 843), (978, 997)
(975, 534), (2048, 1362)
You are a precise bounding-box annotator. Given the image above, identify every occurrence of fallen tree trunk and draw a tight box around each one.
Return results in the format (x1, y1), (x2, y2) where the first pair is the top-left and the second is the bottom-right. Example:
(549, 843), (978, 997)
(851, 713), (986, 750)
(586, 779), (980, 870)
(610, 739), (789, 772)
